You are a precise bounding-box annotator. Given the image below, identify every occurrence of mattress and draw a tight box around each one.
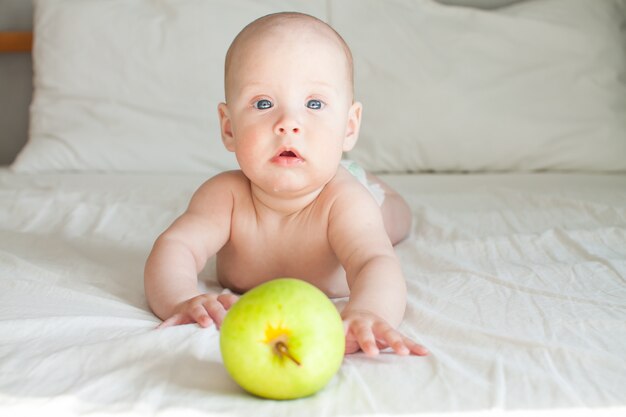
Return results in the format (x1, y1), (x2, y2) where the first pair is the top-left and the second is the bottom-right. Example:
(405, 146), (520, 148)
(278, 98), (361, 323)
(0, 169), (625, 416)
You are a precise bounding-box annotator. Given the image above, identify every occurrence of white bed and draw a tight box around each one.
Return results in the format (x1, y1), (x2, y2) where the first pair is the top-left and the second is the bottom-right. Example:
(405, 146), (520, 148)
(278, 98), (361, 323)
(1, 0), (625, 416)
(1, 171), (625, 416)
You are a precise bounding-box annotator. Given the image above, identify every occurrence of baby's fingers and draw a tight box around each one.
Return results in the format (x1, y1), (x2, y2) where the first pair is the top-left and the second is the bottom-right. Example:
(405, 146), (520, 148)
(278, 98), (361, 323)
(217, 293), (239, 310)
(157, 312), (193, 329)
(372, 322), (428, 356)
(203, 299), (231, 329)
(404, 338), (429, 356)
(350, 320), (380, 356)
(344, 339), (361, 355)
(190, 303), (214, 328)
(200, 293), (239, 329)
(156, 306), (214, 329)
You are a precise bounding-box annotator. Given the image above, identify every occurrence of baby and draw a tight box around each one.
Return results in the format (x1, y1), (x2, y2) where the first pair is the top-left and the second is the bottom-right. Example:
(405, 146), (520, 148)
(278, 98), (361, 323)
(144, 12), (428, 357)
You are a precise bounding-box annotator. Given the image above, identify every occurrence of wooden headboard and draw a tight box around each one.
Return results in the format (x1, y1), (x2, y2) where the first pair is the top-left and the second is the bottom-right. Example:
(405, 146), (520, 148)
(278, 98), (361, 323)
(0, 32), (33, 53)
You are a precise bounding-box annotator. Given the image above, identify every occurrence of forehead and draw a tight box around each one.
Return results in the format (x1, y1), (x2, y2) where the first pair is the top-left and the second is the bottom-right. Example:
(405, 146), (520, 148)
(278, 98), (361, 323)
(225, 16), (353, 97)
(238, 30), (346, 72)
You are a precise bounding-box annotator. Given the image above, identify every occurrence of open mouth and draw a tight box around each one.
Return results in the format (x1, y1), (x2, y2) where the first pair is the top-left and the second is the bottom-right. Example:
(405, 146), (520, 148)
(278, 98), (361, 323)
(272, 148), (303, 166)
(279, 150), (298, 158)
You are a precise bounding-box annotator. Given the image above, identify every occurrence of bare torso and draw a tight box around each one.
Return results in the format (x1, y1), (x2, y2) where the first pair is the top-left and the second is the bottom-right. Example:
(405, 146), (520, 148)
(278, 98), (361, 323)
(215, 170), (354, 297)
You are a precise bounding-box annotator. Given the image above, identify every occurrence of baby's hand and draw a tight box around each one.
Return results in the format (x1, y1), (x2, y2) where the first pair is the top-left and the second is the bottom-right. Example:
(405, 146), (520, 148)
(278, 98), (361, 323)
(157, 292), (239, 329)
(342, 310), (429, 356)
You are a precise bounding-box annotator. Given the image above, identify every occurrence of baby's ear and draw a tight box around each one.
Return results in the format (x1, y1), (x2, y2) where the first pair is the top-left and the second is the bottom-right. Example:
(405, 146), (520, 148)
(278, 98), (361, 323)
(218, 103), (235, 152)
(342, 102), (362, 152)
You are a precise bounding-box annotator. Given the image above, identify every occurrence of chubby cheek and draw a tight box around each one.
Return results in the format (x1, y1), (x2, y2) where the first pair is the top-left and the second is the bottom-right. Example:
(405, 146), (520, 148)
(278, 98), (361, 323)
(313, 126), (343, 152)
(232, 119), (265, 150)
(231, 125), (267, 171)
(233, 143), (259, 171)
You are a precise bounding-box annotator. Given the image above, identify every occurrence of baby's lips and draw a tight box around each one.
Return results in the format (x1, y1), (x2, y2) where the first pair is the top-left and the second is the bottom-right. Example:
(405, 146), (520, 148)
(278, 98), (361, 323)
(275, 147), (302, 159)
(271, 147), (305, 166)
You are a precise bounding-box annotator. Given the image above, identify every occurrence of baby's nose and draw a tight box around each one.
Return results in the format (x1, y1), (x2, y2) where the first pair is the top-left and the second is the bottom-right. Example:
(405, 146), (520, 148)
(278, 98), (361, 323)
(274, 113), (301, 135)
(277, 126), (300, 134)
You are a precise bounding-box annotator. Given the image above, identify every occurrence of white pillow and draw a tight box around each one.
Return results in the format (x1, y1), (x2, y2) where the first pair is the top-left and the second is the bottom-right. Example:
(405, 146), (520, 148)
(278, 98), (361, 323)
(13, 0), (326, 173)
(335, 0), (626, 172)
(14, 0), (626, 174)
(436, 0), (524, 8)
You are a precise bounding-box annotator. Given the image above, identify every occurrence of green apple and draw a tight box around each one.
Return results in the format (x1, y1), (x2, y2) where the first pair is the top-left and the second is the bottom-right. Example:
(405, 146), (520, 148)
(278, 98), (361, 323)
(219, 278), (345, 400)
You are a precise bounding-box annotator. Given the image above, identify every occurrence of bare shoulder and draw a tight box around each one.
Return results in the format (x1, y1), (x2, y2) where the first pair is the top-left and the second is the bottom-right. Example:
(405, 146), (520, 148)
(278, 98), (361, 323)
(194, 170), (249, 193)
(324, 166), (386, 238)
(163, 171), (249, 242)
(324, 166), (380, 212)
(152, 172), (250, 267)
(325, 167), (394, 267)
(188, 170), (249, 209)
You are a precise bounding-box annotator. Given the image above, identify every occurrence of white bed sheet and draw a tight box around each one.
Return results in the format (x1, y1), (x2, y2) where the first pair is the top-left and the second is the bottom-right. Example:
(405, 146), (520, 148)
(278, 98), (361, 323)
(0, 169), (625, 417)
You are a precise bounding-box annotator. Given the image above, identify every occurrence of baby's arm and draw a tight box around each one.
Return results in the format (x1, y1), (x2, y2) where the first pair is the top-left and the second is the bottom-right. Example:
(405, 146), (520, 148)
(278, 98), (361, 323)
(144, 173), (238, 329)
(328, 186), (428, 356)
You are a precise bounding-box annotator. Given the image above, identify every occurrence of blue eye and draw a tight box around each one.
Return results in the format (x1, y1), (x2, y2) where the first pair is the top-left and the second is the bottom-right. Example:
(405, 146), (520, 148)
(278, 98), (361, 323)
(306, 99), (323, 110)
(254, 99), (273, 110)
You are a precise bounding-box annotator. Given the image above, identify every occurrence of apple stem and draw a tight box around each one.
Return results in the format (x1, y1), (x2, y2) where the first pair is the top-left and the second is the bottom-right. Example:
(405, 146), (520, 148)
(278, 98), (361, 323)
(275, 341), (301, 366)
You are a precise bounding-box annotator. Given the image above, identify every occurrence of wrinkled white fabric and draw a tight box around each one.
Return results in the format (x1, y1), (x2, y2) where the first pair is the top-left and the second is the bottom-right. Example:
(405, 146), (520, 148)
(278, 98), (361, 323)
(0, 170), (625, 416)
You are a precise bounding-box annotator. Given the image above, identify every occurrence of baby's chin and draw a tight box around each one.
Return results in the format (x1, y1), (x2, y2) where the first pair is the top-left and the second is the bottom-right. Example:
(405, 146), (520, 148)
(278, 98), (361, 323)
(247, 166), (338, 202)
(267, 171), (308, 194)
(269, 180), (319, 196)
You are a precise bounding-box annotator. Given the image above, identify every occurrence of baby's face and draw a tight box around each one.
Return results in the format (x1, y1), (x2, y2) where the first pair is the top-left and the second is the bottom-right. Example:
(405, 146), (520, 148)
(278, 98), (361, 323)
(219, 21), (361, 198)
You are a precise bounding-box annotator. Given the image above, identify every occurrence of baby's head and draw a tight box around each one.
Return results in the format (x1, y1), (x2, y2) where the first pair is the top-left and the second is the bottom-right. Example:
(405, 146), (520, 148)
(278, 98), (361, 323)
(218, 13), (362, 197)
(223, 12), (355, 104)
